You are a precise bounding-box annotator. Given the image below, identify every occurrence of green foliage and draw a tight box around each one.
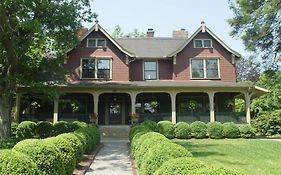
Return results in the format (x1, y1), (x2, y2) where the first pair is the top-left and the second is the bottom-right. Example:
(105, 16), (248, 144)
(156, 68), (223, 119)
(223, 122), (240, 138)
(239, 125), (256, 138)
(129, 124), (152, 142)
(0, 138), (21, 149)
(16, 121), (36, 139)
(71, 121), (88, 130)
(35, 121), (54, 138)
(156, 121), (174, 139)
(190, 121), (207, 139)
(44, 137), (76, 175)
(141, 120), (158, 131)
(174, 122), (192, 139)
(11, 122), (19, 137)
(111, 25), (145, 38)
(53, 121), (71, 135)
(13, 139), (65, 175)
(207, 122), (224, 139)
(0, 149), (39, 175)
(228, 0), (281, 67)
(140, 141), (192, 175)
(252, 110), (281, 136)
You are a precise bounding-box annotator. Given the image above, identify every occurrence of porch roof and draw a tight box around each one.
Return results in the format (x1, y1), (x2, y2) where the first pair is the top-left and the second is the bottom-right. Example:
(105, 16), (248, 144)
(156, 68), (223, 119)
(63, 80), (268, 98)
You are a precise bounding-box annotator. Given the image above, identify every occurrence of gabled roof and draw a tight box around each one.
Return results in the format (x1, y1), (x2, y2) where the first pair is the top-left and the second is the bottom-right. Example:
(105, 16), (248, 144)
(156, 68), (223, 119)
(71, 21), (134, 57)
(168, 23), (241, 58)
(116, 38), (186, 58)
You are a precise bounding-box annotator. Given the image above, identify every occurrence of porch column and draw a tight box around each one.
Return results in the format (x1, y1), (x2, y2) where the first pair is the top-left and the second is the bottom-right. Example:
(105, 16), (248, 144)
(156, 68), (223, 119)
(129, 92), (137, 124)
(170, 92), (177, 124)
(244, 92), (253, 125)
(93, 93), (100, 124)
(207, 91), (215, 122)
(53, 97), (59, 124)
(15, 93), (22, 122)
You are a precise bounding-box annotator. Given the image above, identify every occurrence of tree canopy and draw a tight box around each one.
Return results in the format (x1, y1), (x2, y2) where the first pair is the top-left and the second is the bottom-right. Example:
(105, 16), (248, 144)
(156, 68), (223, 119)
(0, 0), (95, 138)
(112, 25), (145, 38)
(228, 0), (281, 69)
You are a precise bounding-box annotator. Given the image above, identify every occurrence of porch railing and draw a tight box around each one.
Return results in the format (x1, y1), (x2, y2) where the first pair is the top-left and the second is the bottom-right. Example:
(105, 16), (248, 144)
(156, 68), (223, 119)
(177, 112), (210, 123)
(215, 112), (246, 124)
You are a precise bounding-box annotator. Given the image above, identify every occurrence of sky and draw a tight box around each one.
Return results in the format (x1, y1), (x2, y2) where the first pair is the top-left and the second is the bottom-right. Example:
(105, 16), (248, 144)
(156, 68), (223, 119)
(83, 0), (249, 57)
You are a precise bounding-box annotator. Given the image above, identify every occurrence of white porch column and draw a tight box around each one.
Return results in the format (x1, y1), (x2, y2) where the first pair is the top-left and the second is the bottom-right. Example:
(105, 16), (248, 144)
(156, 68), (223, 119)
(207, 91), (215, 122)
(93, 93), (100, 124)
(170, 92), (177, 124)
(130, 92), (137, 114)
(53, 97), (59, 124)
(15, 93), (22, 122)
(244, 92), (253, 125)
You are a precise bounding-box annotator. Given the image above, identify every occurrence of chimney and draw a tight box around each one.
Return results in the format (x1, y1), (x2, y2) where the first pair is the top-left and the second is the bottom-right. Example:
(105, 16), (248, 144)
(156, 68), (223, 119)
(147, 28), (154, 38)
(172, 28), (188, 38)
(77, 28), (88, 38)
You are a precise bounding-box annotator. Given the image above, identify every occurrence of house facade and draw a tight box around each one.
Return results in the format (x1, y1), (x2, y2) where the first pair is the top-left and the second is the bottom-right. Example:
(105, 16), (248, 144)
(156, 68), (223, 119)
(16, 21), (267, 125)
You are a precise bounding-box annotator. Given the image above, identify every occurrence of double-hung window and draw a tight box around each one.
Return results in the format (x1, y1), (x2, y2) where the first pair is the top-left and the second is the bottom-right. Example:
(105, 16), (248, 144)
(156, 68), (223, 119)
(144, 61), (157, 80)
(87, 38), (106, 47)
(191, 58), (219, 79)
(194, 39), (212, 48)
(81, 58), (111, 79)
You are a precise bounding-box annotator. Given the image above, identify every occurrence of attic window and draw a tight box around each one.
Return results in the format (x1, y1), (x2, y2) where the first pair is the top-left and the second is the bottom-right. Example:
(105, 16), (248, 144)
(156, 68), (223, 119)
(194, 39), (212, 48)
(87, 38), (106, 47)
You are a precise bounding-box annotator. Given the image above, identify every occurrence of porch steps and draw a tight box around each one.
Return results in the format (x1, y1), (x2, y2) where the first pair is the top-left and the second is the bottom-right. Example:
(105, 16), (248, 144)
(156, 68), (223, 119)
(98, 125), (131, 139)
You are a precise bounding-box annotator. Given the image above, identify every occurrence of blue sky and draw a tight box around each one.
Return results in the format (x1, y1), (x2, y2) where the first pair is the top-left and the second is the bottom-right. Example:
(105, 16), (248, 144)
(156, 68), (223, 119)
(83, 0), (249, 57)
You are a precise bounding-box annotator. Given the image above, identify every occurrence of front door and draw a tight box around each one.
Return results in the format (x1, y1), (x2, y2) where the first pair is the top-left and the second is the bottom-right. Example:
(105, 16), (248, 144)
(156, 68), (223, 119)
(108, 98), (123, 125)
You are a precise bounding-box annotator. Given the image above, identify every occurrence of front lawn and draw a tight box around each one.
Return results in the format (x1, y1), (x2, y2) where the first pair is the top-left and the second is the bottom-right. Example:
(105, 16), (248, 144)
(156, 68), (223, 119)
(175, 139), (281, 175)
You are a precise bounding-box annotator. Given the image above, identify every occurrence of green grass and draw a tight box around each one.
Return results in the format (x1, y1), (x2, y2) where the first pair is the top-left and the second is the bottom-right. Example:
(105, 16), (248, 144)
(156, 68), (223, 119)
(175, 139), (281, 175)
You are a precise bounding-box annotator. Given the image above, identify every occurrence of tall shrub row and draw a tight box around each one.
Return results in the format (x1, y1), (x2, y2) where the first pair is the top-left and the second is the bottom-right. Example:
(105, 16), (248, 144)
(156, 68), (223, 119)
(0, 125), (100, 175)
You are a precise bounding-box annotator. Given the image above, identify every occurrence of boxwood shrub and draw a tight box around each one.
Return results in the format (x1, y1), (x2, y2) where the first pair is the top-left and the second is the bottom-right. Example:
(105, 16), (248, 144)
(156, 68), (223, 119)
(174, 122), (192, 139)
(0, 149), (39, 175)
(207, 122), (224, 139)
(141, 120), (158, 131)
(140, 141), (192, 175)
(239, 125), (256, 138)
(129, 124), (152, 142)
(156, 121), (174, 139)
(44, 137), (76, 175)
(53, 121), (71, 135)
(71, 121), (88, 131)
(223, 122), (240, 138)
(35, 121), (54, 138)
(13, 139), (65, 175)
(16, 121), (36, 139)
(190, 121), (207, 139)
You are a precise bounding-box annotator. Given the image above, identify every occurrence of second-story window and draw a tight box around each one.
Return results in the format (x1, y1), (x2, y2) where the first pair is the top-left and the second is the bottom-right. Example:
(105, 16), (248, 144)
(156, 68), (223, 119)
(87, 38), (106, 47)
(81, 58), (111, 79)
(144, 61), (157, 80)
(194, 39), (212, 48)
(82, 59), (95, 78)
(191, 58), (219, 79)
(97, 59), (110, 78)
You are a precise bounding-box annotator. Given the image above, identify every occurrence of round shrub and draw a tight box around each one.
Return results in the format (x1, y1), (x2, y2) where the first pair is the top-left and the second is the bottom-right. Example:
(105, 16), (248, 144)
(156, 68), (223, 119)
(141, 120), (157, 131)
(239, 125), (256, 138)
(129, 125), (152, 142)
(154, 157), (205, 175)
(207, 122), (224, 139)
(56, 133), (84, 162)
(140, 141), (192, 175)
(16, 121), (36, 139)
(44, 137), (76, 175)
(13, 139), (65, 175)
(70, 121), (88, 131)
(174, 122), (192, 139)
(11, 122), (19, 137)
(0, 149), (39, 175)
(223, 122), (240, 138)
(75, 128), (95, 152)
(35, 121), (54, 138)
(156, 121), (174, 139)
(190, 121), (207, 139)
(53, 121), (71, 135)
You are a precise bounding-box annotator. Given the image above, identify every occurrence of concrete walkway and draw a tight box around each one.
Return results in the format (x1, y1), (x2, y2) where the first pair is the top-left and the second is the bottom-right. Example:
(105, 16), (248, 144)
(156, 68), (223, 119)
(85, 139), (133, 175)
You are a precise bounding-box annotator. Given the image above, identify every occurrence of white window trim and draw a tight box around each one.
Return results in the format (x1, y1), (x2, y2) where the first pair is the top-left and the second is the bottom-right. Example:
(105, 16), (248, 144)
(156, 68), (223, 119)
(80, 57), (112, 80)
(190, 57), (221, 79)
(194, 39), (213, 48)
(143, 60), (158, 80)
(86, 38), (107, 48)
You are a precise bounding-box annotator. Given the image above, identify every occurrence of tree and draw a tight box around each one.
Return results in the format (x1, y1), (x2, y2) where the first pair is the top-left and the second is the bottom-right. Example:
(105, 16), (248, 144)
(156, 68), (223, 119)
(112, 25), (145, 38)
(236, 55), (261, 83)
(0, 0), (95, 138)
(228, 0), (281, 69)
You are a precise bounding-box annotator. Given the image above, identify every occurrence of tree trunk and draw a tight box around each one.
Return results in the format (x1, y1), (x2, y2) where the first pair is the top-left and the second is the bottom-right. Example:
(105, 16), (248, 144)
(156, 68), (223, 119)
(0, 95), (12, 139)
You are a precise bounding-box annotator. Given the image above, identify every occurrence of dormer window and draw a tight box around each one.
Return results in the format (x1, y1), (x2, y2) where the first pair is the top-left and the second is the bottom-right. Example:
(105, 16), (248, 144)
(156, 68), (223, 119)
(144, 61), (157, 80)
(194, 39), (212, 48)
(87, 38), (106, 47)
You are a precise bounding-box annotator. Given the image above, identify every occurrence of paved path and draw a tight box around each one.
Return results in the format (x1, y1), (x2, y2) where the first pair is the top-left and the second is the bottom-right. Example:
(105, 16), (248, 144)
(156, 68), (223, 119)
(85, 139), (133, 175)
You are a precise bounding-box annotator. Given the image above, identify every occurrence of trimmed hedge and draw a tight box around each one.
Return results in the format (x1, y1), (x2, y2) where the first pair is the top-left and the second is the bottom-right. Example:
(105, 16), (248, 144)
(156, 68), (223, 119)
(190, 121), (207, 139)
(156, 121), (174, 139)
(35, 121), (54, 138)
(0, 149), (39, 175)
(223, 122), (240, 138)
(16, 121), (36, 139)
(239, 125), (256, 138)
(13, 139), (65, 175)
(129, 124), (152, 142)
(207, 122), (224, 139)
(174, 122), (192, 139)
(141, 120), (158, 131)
(53, 121), (72, 135)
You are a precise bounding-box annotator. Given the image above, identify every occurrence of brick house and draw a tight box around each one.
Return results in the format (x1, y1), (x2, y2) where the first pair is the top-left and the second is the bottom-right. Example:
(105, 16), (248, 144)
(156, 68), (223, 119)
(16, 21), (268, 125)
